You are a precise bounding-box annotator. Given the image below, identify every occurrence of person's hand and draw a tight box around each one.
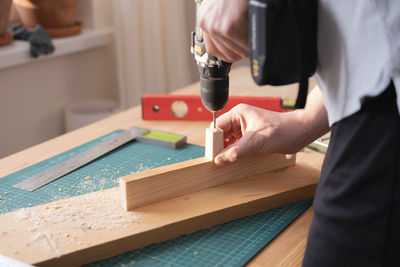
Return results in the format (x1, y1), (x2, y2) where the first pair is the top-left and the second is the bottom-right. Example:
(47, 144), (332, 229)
(214, 104), (305, 165)
(198, 0), (248, 62)
(214, 88), (330, 166)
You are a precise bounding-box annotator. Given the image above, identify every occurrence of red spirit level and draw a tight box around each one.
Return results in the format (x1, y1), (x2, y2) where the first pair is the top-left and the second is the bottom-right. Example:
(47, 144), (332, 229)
(142, 94), (287, 121)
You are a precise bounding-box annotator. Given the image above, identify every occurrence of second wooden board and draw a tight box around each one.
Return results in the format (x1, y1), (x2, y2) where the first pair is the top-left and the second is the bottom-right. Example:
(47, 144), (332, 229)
(120, 153), (295, 210)
(0, 150), (321, 267)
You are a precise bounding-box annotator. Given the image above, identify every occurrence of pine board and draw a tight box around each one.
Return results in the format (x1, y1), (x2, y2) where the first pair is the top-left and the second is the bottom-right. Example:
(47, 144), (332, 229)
(0, 131), (319, 266)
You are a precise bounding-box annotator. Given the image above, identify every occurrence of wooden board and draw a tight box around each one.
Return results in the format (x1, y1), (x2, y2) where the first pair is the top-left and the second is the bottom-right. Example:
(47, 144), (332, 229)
(205, 126), (223, 160)
(0, 150), (321, 267)
(0, 67), (322, 266)
(120, 153), (295, 210)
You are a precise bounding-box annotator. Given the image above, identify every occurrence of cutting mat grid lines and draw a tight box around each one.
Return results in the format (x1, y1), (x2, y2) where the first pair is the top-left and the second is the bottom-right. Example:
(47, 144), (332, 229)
(87, 199), (312, 267)
(0, 130), (205, 215)
(0, 130), (313, 266)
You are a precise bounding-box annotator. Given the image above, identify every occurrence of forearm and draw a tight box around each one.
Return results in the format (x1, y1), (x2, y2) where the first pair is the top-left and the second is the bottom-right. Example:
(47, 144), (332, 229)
(215, 86), (329, 164)
(289, 86), (330, 148)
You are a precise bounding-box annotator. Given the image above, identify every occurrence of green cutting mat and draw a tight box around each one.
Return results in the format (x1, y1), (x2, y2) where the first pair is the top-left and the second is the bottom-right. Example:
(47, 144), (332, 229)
(87, 199), (312, 267)
(0, 130), (204, 214)
(0, 130), (312, 266)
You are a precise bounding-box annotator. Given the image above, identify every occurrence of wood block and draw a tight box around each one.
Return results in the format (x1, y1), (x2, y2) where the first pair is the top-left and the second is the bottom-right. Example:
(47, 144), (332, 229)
(0, 150), (322, 267)
(205, 127), (223, 160)
(120, 153), (295, 210)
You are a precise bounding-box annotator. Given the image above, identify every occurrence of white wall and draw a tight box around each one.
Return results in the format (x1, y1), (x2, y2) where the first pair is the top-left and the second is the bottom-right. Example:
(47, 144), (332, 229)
(0, 0), (215, 158)
(0, 45), (118, 158)
(0, 1), (118, 158)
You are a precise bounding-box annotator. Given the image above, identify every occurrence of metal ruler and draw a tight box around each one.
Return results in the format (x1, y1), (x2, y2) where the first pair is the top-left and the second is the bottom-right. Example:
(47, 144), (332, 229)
(12, 127), (186, 192)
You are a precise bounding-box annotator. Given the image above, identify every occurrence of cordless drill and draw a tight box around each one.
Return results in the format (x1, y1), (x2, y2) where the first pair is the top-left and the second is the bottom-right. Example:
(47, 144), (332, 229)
(191, 0), (232, 128)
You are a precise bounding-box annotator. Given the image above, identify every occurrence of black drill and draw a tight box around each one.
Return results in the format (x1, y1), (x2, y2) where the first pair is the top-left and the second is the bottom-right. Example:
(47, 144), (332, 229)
(191, 0), (231, 128)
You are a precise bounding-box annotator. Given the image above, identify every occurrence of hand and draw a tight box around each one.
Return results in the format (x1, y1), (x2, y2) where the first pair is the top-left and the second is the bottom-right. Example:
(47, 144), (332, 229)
(198, 0), (249, 62)
(214, 88), (330, 166)
(214, 104), (304, 165)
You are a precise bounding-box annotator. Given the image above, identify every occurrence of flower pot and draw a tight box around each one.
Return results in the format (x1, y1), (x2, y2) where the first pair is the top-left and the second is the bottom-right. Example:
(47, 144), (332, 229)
(13, 0), (83, 38)
(0, 0), (13, 46)
(9, 2), (21, 25)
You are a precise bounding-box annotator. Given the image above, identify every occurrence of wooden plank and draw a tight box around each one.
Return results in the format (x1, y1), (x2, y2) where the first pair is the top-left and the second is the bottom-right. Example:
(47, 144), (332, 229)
(120, 153), (295, 210)
(247, 207), (314, 267)
(205, 126), (224, 160)
(0, 150), (321, 267)
(0, 67), (322, 266)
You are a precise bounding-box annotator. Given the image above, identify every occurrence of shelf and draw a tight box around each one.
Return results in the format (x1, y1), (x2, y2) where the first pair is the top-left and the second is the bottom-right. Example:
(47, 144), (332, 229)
(0, 27), (114, 70)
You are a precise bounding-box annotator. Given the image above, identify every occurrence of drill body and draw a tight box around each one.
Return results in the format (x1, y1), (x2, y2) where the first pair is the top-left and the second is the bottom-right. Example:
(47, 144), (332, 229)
(191, 0), (231, 124)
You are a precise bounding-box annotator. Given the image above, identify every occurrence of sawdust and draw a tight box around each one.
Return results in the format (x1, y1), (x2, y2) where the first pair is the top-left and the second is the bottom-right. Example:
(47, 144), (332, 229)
(137, 164), (150, 172)
(14, 189), (143, 256)
(29, 227), (61, 257)
(45, 174), (118, 203)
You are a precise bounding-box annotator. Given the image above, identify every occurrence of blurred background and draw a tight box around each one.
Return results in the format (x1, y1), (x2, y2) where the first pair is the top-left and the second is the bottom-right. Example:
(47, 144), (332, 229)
(0, 0), (218, 158)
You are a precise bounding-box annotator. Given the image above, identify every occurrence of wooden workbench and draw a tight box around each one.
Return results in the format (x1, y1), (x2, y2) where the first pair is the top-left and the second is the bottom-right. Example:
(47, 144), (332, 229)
(0, 66), (322, 266)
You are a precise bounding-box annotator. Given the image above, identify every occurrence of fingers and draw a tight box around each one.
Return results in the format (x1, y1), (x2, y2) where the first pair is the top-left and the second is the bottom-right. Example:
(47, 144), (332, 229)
(223, 135), (238, 148)
(216, 109), (245, 140)
(203, 33), (244, 62)
(198, 0), (249, 63)
(214, 133), (255, 166)
(214, 106), (254, 166)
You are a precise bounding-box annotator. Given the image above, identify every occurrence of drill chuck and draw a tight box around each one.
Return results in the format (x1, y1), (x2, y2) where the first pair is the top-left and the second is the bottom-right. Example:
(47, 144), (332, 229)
(191, 0), (231, 115)
(200, 76), (229, 112)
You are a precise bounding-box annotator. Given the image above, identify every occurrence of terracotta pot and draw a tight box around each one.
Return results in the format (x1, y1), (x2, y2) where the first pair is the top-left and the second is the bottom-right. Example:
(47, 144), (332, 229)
(0, 0), (13, 46)
(0, 0), (13, 35)
(9, 2), (21, 25)
(13, 0), (81, 34)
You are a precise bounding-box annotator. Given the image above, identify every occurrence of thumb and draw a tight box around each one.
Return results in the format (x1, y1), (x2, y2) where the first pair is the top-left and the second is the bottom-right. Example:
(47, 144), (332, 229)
(214, 133), (255, 166)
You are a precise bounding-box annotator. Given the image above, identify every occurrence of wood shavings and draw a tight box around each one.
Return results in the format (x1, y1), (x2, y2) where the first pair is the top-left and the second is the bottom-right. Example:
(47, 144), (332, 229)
(28, 229), (61, 257)
(14, 189), (143, 257)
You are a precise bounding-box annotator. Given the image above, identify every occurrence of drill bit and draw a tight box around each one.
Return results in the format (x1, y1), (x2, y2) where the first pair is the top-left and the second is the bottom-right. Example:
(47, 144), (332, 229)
(213, 112), (217, 129)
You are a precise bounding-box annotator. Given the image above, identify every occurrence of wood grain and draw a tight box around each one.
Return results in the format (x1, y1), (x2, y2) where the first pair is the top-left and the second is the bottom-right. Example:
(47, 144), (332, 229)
(120, 153), (295, 210)
(0, 67), (322, 266)
(205, 127), (223, 160)
(0, 151), (320, 266)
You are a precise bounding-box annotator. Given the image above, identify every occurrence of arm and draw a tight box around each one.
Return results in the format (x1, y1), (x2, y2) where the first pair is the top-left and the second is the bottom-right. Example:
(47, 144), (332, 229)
(198, 0), (329, 165)
(215, 87), (330, 165)
(198, 0), (249, 62)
